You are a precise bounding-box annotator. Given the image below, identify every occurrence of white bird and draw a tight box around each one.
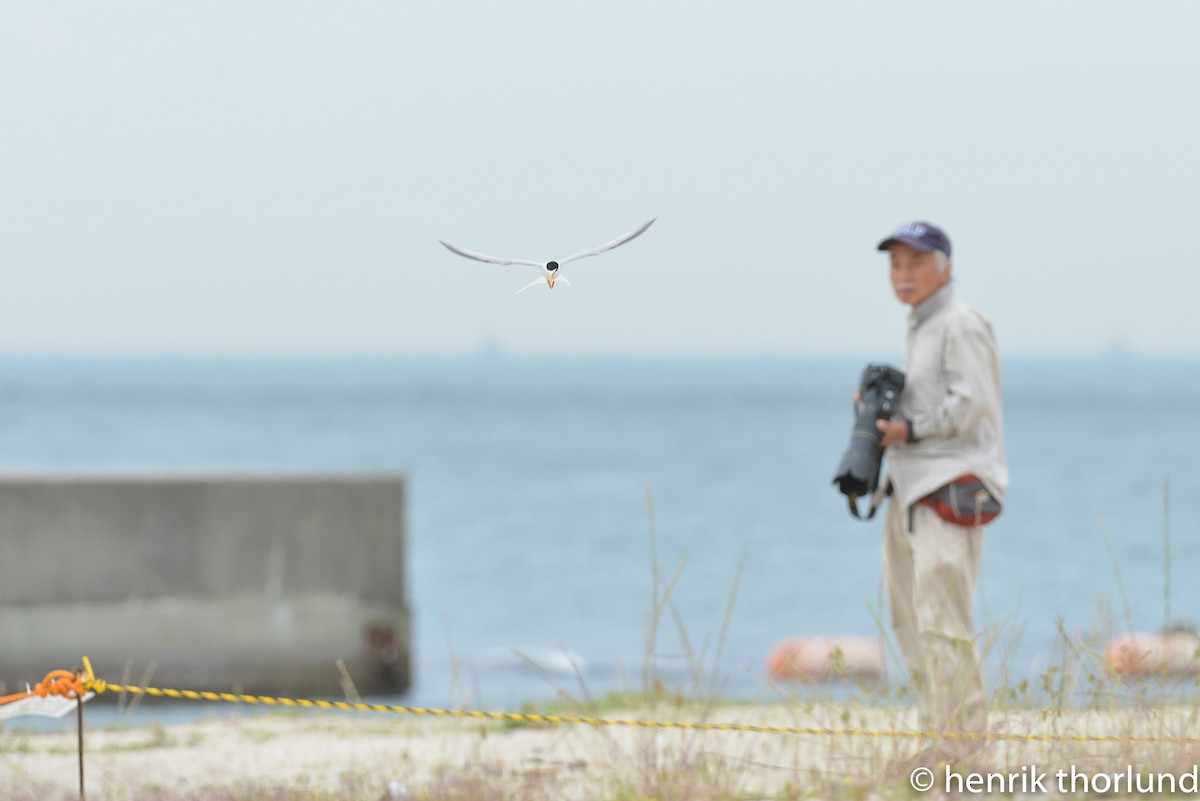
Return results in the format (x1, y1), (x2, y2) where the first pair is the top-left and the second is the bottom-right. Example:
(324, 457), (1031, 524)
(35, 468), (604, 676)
(439, 218), (656, 294)
(379, 780), (410, 800)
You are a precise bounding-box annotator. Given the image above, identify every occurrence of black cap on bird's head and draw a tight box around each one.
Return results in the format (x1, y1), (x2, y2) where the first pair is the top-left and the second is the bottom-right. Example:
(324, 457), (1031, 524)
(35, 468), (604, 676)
(544, 261), (560, 287)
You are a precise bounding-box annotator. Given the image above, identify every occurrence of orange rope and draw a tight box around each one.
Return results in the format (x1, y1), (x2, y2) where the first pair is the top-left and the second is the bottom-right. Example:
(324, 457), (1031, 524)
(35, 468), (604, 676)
(0, 669), (86, 705)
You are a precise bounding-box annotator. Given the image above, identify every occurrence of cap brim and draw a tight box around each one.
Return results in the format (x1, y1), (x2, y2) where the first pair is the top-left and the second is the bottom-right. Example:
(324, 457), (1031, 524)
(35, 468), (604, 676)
(877, 235), (937, 253)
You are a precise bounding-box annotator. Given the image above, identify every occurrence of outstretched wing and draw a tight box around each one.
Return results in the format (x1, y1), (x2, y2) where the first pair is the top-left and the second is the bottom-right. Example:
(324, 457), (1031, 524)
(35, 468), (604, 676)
(439, 240), (542, 268)
(559, 218), (656, 265)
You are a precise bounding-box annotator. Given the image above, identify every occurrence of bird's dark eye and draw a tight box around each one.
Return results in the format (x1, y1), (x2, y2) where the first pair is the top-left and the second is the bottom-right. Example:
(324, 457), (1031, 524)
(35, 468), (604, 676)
(546, 261), (559, 271)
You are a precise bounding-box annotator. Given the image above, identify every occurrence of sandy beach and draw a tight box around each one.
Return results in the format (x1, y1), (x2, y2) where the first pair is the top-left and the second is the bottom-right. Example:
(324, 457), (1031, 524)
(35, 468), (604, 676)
(5, 700), (1199, 800)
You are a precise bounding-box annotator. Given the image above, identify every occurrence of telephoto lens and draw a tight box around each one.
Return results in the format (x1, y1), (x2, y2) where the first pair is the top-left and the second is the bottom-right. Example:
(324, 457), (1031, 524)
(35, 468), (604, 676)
(832, 364), (905, 519)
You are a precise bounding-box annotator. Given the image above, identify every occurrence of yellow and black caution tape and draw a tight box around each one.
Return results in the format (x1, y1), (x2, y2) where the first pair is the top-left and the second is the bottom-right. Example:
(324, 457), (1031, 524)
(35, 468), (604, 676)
(49, 658), (1197, 746)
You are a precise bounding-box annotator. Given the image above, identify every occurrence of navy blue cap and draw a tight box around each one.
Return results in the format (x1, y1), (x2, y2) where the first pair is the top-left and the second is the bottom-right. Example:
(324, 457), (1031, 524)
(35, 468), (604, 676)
(877, 221), (952, 258)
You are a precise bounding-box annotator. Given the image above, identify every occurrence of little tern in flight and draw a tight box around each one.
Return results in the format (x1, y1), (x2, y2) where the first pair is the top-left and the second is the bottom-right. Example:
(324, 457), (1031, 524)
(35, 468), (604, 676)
(439, 218), (656, 294)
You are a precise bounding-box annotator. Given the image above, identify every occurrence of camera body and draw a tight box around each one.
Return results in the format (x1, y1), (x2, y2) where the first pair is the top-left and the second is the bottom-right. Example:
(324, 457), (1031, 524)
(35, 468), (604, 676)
(832, 363), (906, 519)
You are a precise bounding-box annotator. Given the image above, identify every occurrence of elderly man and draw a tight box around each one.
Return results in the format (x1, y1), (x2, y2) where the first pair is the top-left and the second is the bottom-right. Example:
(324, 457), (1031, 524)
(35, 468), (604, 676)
(874, 221), (1008, 762)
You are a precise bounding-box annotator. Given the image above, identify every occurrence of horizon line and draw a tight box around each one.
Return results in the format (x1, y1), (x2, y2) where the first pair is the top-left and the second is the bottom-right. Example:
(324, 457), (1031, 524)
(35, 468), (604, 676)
(0, 348), (1195, 362)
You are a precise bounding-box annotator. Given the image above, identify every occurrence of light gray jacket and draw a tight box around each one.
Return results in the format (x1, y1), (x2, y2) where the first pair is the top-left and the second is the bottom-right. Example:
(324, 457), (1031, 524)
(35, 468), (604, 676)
(887, 284), (1009, 509)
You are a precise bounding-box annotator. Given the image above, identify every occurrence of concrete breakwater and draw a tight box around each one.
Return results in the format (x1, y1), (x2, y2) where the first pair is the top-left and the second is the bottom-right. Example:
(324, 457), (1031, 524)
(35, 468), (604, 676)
(0, 474), (410, 697)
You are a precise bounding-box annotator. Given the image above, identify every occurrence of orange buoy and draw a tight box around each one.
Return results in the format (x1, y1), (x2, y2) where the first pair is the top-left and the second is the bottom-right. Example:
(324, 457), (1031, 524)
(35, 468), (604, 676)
(767, 636), (885, 682)
(1106, 631), (1200, 677)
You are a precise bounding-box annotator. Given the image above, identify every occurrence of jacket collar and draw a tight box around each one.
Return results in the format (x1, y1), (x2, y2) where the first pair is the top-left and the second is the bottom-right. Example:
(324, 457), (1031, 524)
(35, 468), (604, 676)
(909, 283), (954, 330)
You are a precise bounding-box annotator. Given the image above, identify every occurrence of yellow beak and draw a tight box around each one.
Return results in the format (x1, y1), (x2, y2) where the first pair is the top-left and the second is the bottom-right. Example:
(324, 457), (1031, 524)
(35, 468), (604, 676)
(547, 274), (556, 288)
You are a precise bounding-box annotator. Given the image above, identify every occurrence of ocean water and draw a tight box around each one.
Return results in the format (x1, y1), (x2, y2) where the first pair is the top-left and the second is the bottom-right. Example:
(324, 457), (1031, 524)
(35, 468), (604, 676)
(1, 355), (1197, 714)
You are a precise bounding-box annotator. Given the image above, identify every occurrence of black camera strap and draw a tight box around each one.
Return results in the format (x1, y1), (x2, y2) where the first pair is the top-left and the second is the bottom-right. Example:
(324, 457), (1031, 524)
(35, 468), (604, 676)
(847, 479), (891, 521)
(847, 493), (882, 520)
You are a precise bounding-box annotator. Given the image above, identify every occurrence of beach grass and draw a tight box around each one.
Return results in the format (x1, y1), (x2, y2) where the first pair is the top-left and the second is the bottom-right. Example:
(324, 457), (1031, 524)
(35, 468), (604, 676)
(4, 614), (1200, 801)
(6, 592), (1199, 801)
(3, 684), (1199, 801)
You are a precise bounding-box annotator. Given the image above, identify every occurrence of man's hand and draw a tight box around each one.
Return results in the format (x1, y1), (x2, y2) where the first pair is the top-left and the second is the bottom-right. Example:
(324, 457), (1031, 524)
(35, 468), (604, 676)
(876, 419), (909, 448)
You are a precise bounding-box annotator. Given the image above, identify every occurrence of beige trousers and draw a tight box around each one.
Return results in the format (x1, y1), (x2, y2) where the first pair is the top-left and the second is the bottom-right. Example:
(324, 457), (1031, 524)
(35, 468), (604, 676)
(883, 499), (986, 753)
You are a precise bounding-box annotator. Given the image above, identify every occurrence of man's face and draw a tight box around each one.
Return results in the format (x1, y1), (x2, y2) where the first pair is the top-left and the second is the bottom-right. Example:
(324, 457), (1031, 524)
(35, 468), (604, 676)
(888, 242), (951, 307)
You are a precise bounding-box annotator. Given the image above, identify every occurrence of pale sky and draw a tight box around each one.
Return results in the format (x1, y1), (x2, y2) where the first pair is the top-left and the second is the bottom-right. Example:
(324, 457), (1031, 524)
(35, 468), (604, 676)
(3, 2), (1197, 357)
